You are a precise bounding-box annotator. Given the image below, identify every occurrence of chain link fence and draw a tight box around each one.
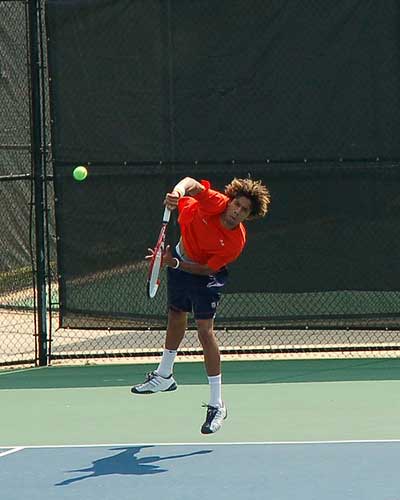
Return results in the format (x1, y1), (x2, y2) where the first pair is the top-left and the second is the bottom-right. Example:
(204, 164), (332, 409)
(0, 0), (37, 367)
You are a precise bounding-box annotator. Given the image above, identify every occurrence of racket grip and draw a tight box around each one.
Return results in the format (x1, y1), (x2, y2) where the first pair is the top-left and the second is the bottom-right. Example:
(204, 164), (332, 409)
(163, 206), (171, 223)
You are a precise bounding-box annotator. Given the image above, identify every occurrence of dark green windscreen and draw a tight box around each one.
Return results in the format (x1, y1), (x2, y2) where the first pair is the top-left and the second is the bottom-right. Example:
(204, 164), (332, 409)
(46, 0), (400, 328)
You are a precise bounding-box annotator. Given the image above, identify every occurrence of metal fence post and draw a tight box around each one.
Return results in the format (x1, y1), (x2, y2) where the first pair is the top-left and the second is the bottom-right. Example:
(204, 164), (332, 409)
(28, 0), (47, 366)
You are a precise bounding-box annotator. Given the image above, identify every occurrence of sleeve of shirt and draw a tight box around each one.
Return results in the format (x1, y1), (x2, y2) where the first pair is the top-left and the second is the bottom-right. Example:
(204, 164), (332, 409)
(177, 196), (197, 224)
(192, 180), (229, 216)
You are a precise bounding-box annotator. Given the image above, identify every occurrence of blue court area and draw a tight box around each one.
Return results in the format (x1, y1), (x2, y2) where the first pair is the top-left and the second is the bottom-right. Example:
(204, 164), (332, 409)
(1, 441), (400, 499)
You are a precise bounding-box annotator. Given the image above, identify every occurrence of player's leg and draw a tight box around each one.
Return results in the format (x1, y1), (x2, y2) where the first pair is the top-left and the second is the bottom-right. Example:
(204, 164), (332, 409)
(130, 309), (187, 394)
(196, 318), (221, 377)
(156, 308), (188, 376)
(193, 268), (229, 433)
(196, 317), (227, 434)
(131, 261), (190, 395)
(158, 263), (192, 376)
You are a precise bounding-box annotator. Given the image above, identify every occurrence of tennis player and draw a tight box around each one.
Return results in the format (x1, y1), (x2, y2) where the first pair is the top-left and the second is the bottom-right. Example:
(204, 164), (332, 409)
(132, 177), (271, 434)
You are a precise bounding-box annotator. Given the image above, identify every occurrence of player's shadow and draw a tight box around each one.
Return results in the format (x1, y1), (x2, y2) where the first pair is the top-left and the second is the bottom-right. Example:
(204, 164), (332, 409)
(55, 446), (212, 486)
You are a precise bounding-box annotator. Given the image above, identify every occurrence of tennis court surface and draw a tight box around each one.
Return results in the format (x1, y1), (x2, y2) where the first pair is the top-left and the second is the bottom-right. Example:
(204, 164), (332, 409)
(2, 358), (400, 499)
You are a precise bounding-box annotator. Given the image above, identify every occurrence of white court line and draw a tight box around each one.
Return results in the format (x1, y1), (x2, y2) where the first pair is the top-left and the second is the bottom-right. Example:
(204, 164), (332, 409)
(0, 447), (25, 458)
(1, 439), (400, 449)
(0, 367), (46, 377)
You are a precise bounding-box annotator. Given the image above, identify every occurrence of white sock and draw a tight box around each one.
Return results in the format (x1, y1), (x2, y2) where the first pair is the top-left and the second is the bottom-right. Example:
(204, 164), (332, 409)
(208, 374), (222, 408)
(156, 349), (177, 378)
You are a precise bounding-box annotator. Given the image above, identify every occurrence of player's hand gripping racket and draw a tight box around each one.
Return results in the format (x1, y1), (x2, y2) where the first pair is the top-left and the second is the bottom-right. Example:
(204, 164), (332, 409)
(146, 206), (171, 298)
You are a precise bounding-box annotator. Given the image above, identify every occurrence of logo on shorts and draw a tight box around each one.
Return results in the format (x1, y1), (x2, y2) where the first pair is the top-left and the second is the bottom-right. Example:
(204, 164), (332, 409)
(211, 302), (217, 309)
(219, 239), (225, 246)
(202, 218), (208, 224)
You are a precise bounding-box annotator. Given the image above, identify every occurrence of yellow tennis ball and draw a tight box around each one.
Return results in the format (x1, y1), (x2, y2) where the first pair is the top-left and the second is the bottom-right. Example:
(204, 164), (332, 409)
(73, 165), (88, 181)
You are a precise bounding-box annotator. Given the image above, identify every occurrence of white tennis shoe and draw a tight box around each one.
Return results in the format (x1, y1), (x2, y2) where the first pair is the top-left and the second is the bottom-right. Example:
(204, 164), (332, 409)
(131, 371), (177, 394)
(201, 402), (227, 434)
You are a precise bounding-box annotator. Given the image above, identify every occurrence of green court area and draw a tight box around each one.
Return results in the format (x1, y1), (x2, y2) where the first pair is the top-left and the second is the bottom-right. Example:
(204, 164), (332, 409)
(2, 358), (400, 446)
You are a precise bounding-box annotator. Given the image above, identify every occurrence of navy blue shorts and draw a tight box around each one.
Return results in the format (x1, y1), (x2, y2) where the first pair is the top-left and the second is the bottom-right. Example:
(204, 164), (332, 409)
(167, 249), (228, 320)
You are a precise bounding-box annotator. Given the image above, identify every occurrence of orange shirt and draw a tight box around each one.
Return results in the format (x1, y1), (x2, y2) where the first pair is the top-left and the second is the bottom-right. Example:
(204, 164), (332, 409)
(177, 180), (247, 271)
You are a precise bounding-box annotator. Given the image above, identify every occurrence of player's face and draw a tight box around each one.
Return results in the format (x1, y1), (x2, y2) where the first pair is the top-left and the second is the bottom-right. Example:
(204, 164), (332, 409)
(223, 196), (253, 228)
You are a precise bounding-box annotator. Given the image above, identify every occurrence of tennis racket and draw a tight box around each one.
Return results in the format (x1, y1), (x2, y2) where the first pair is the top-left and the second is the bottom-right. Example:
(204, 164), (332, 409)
(146, 206), (171, 298)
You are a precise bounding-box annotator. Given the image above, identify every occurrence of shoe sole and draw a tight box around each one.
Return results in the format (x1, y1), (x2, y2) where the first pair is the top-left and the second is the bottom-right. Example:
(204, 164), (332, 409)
(131, 382), (177, 395)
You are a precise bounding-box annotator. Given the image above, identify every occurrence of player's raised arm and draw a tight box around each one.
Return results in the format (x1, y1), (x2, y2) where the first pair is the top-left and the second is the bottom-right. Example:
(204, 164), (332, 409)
(164, 177), (205, 210)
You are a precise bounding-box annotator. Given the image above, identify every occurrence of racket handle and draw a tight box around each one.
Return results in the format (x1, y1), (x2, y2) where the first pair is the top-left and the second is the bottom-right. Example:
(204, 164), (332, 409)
(163, 206), (171, 223)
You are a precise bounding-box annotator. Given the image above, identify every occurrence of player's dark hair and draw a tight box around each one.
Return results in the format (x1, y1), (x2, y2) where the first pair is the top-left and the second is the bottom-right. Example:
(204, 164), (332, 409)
(224, 178), (271, 218)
